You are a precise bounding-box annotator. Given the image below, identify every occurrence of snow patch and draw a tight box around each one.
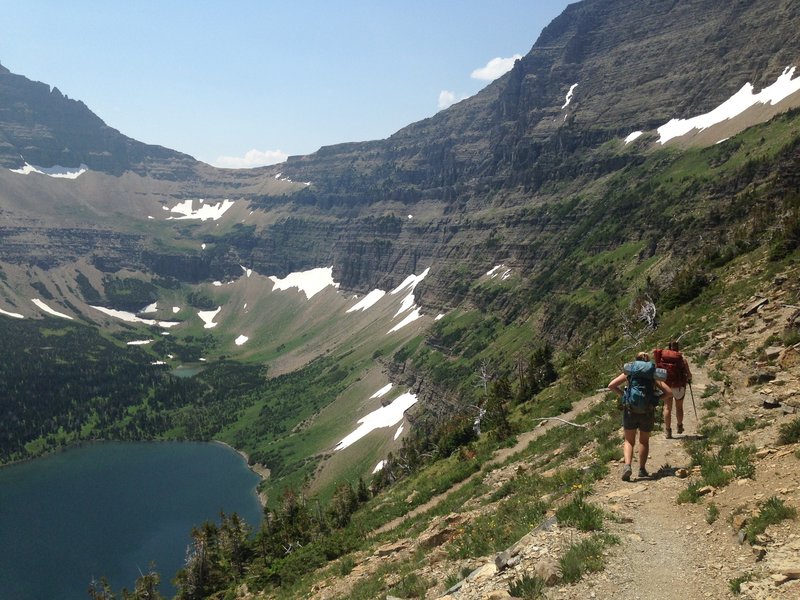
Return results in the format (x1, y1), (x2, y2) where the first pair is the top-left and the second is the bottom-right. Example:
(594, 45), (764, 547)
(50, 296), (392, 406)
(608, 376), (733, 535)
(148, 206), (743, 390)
(234, 335), (249, 345)
(151, 361), (167, 365)
(562, 83), (578, 109)
(486, 264), (512, 280)
(388, 308), (422, 333)
(172, 306), (181, 313)
(140, 302), (158, 314)
(372, 460), (385, 474)
(390, 267), (430, 295)
(0, 308), (24, 319)
(90, 305), (180, 329)
(213, 281), (223, 286)
(166, 199), (234, 221)
(370, 383), (393, 399)
(10, 163), (88, 179)
(435, 313), (445, 321)
(198, 307), (222, 329)
(625, 131), (644, 144)
(126, 340), (152, 346)
(335, 392), (418, 450)
(31, 299), (73, 320)
(658, 66), (800, 144)
(394, 424), (404, 441)
(240, 265), (253, 278)
(269, 266), (339, 299)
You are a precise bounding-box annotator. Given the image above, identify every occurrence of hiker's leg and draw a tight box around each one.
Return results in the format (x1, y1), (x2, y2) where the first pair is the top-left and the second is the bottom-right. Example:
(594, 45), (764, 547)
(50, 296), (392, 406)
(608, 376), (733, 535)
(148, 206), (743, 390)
(623, 428), (636, 465)
(675, 397), (684, 428)
(638, 430), (650, 469)
(663, 396), (673, 429)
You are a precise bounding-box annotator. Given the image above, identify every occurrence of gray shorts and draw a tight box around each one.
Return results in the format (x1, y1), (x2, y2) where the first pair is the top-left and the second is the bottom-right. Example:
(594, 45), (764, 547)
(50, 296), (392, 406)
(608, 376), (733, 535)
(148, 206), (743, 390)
(622, 409), (655, 432)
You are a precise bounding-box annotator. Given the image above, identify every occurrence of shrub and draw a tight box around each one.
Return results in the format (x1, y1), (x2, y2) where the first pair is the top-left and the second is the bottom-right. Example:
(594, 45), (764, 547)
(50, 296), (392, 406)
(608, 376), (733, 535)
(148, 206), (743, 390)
(390, 573), (431, 599)
(661, 268), (709, 309)
(744, 496), (797, 544)
(677, 481), (704, 504)
(559, 533), (619, 583)
(556, 492), (604, 531)
(729, 572), (754, 594)
(778, 417), (800, 445)
(337, 555), (355, 576)
(733, 417), (756, 432)
(706, 503), (720, 524)
(508, 574), (547, 599)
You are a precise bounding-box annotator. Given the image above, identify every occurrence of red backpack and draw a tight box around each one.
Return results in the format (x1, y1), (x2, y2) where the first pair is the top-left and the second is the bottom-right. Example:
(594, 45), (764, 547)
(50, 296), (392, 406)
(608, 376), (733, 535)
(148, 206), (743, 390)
(653, 348), (688, 387)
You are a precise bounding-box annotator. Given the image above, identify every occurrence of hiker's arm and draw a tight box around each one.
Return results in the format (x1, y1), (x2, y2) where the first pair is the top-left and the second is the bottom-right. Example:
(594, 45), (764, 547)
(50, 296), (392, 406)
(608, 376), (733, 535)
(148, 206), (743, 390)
(657, 380), (673, 400)
(608, 373), (627, 397)
(684, 359), (693, 383)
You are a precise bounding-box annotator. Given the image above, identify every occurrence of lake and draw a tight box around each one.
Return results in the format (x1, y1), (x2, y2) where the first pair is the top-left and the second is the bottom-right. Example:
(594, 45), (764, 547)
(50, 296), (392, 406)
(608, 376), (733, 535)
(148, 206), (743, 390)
(0, 441), (263, 599)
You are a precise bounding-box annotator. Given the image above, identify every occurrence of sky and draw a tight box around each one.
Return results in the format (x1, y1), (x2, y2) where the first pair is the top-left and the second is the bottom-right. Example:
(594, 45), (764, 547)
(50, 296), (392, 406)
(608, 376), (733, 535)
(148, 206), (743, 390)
(0, 1), (573, 168)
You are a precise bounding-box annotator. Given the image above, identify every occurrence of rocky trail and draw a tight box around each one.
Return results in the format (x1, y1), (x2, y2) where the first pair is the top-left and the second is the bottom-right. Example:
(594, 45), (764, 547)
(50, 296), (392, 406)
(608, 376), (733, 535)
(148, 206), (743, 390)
(561, 367), (748, 600)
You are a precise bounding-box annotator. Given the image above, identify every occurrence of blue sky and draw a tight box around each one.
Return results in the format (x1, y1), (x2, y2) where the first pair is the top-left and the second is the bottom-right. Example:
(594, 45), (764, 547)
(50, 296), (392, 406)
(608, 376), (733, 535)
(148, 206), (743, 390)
(0, 1), (572, 168)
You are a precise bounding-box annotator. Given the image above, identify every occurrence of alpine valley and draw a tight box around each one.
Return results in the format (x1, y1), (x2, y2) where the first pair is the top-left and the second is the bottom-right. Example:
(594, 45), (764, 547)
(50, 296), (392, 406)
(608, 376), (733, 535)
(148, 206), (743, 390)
(2, 0), (800, 598)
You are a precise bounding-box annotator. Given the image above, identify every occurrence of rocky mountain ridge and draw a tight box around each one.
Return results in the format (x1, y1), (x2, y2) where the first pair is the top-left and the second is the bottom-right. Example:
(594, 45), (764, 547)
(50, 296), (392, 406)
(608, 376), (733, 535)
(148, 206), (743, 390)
(3, 1), (800, 306)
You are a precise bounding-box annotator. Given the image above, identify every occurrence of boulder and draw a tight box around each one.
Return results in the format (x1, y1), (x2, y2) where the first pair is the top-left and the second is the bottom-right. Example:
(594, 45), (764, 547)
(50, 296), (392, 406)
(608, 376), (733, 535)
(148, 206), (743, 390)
(779, 346), (800, 369)
(741, 298), (769, 317)
(533, 558), (562, 586)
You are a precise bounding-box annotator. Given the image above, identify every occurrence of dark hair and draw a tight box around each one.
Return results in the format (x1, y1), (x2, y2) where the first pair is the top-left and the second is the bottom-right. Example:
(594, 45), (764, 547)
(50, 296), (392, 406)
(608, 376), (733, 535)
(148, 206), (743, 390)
(668, 340), (679, 351)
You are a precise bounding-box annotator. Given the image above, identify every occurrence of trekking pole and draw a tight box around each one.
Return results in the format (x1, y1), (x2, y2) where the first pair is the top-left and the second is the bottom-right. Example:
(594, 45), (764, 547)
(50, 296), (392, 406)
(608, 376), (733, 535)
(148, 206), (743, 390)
(688, 381), (699, 422)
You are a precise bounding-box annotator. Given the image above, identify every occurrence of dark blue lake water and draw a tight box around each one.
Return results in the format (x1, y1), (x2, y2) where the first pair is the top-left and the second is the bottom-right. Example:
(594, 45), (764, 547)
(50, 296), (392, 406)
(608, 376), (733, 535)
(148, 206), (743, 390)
(0, 442), (263, 599)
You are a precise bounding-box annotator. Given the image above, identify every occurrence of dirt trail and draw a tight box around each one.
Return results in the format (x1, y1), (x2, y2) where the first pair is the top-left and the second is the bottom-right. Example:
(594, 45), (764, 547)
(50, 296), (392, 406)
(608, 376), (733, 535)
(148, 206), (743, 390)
(563, 365), (752, 600)
(374, 393), (602, 535)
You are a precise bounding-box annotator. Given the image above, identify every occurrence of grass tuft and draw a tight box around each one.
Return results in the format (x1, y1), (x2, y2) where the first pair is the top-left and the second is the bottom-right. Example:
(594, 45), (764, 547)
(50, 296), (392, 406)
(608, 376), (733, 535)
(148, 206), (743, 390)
(729, 572), (754, 594)
(556, 492), (605, 531)
(778, 417), (800, 444)
(508, 573), (547, 599)
(744, 496), (797, 544)
(706, 502), (720, 524)
(559, 533), (619, 583)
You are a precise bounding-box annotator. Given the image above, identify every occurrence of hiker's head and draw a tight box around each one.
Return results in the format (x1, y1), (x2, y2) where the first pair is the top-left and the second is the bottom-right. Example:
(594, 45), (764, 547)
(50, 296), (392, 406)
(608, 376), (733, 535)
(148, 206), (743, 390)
(635, 351), (650, 362)
(668, 340), (680, 351)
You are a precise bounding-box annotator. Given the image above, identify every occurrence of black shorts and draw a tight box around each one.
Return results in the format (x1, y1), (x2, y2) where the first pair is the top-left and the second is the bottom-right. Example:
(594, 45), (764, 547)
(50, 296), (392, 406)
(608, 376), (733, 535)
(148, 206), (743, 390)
(622, 409), (655, 432)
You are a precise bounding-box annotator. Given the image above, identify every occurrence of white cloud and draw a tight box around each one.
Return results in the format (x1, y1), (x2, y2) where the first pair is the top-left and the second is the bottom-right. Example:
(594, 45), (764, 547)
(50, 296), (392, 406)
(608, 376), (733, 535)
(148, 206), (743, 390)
(470, 54), (522, 81)
(438, 90), (459, 110)
(212, 149), (288, 169)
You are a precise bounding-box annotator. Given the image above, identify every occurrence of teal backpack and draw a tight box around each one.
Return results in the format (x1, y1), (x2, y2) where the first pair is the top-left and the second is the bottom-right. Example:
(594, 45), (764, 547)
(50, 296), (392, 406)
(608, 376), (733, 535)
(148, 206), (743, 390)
(622, 360), (662, 413)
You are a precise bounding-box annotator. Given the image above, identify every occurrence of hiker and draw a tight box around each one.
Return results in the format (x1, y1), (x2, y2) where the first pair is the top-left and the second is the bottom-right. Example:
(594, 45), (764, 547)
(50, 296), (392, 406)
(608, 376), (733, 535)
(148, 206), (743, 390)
(608, 352), (672, 481)
(653, 341), (693, 438)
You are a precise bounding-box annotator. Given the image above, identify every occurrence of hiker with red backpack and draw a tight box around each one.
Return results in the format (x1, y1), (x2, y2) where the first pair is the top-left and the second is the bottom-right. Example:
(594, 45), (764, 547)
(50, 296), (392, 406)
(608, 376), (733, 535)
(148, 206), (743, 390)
(653, 341), (693, 439)
(608, 352), (672, 481)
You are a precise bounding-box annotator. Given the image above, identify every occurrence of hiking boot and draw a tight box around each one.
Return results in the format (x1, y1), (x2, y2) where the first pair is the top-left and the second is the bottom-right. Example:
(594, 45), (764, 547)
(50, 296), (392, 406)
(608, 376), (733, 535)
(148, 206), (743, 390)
(665, 429), (673, 439)
(621, 464), (632, 481)
(677, 424), (684, 434)
(638, 467), (649, 478)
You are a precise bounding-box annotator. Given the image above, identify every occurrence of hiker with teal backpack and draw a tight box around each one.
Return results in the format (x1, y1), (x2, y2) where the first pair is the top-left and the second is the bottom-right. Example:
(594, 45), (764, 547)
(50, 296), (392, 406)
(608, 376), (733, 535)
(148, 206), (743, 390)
(608, 352), (672, 481)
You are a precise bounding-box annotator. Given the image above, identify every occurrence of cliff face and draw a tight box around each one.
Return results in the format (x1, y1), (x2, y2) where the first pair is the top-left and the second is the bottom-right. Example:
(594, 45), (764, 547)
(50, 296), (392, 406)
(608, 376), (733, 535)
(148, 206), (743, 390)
(275, 0), (800, 200)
